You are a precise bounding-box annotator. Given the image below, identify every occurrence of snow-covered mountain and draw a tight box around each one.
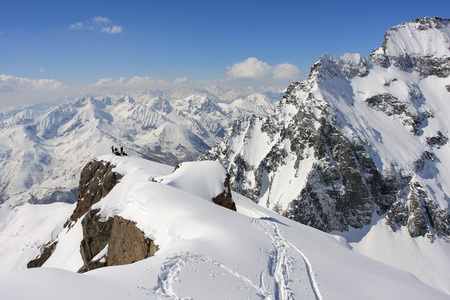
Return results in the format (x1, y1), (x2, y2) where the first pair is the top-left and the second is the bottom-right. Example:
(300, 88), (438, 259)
(0, 91), (279, 207)
(1, 16), (450, 298)
(202, 17), (450, 292)
(1, 155), (448, 299)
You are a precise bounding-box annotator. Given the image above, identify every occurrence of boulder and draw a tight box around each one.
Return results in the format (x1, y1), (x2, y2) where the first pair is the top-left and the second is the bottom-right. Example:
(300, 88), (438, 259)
(79, 210), (158, 273)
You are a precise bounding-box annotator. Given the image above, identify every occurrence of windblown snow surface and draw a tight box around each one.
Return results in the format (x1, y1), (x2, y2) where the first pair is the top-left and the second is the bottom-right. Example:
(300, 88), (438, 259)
(0, 156), (448, 299)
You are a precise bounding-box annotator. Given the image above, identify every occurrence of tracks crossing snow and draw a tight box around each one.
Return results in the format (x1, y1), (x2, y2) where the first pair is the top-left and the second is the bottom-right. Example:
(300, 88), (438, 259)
(240, 198), (322, 300)
(154, 252), (272, 299)
(251, 217), (322, 300)
(153, 198), (322, 299)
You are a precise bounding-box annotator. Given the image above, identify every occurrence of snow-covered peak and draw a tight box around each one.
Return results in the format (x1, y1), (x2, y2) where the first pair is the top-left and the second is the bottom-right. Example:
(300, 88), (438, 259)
(338, 53), (371, 77)
(146, 96), (173, 114)
(175, 94), (223, 115)
(378, 17), (450, 58)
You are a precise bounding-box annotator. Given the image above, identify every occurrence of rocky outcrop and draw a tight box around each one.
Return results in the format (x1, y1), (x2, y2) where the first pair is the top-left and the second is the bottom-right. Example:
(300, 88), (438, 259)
(27, 240), (58, 268)
(212, 174), (236, 211)
(78, 210), (158, 273)
(29, 158), (159, 272)
(74, 159), (159, 272)
(65, 160), (122, 227)
(29, 157), (237, 272)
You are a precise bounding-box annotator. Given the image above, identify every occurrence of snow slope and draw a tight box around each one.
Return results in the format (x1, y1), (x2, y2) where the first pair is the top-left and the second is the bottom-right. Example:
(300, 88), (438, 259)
(0, 155), (448, 299)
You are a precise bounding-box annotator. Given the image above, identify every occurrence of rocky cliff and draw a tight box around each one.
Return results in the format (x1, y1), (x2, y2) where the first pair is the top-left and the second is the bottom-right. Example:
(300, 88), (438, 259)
(202, 17), (450, 241)
(28, 159), (157, 271)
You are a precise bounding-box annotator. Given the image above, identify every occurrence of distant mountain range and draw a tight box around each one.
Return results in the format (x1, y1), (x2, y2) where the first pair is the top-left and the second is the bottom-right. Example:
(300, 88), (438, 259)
(0, 90), (280, 206)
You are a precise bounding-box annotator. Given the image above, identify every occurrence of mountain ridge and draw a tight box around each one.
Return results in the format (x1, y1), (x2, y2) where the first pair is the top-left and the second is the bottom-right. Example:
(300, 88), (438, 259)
(202, 17), (450, 292)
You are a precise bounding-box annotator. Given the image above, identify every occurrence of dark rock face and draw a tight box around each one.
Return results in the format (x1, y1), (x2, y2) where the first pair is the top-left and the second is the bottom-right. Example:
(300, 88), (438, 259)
(79, 210), (158, 273)
(79, 209), (114, 271)
(284, 127), (398, 232)
(66, 160), (122, 226)
(204, 82), (397, 233)
(27, 241), (58, 268)
(212, 174), (236, 211)
(365, 93), (406, 116)
(404, 183), (450, 239)
(28, 159), (123, 269)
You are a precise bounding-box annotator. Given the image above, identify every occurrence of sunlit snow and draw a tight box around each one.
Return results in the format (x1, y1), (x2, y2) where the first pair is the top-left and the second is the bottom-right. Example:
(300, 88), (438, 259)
(0, 155), (448, 299)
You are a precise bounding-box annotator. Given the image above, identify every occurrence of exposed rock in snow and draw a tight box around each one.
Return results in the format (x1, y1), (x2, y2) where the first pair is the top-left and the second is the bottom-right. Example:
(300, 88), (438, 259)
(67, 160), (122, 225)
(78, 210), (158, 272)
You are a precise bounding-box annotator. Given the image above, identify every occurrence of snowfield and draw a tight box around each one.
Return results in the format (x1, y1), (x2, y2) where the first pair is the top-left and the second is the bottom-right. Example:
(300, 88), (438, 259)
(0, 155), (448, 299)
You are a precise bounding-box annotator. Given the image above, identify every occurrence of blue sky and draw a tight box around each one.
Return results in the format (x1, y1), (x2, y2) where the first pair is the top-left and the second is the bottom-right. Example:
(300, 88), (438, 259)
(0, 0), (448, 108)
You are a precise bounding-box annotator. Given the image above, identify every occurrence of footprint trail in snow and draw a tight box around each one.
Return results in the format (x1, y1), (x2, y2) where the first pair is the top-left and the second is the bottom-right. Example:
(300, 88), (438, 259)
(252, 217), (322, 300)
(240, 196), (322, 300)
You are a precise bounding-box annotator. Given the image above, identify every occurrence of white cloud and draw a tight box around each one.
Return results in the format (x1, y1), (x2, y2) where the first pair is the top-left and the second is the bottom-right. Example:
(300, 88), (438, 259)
(226, 57), (300, 81)
(0, 74), (64, 92)
(272, 63), (300, 79)
(88, 76), (196, 89)
(226, 57), (271, 79)
(69, 22), (85, 30)
(93, 16), (111, 24)
(101, 25), (123, 34)
(69, 17), (122, 34)
(0, 68), (296, 110)
(174, 77), (190, 84)
(89, 76), (157, 88)
(0, 74), (68, 109)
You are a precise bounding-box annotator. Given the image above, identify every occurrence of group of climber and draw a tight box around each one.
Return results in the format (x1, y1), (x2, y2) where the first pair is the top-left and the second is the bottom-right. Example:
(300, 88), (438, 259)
(111, 145), (127, 156)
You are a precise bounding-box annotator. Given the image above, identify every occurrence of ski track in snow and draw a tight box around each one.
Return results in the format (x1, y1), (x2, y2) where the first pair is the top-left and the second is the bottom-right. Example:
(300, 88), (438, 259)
(154, 252), (272, 299)
(240, 199), (322, 300)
